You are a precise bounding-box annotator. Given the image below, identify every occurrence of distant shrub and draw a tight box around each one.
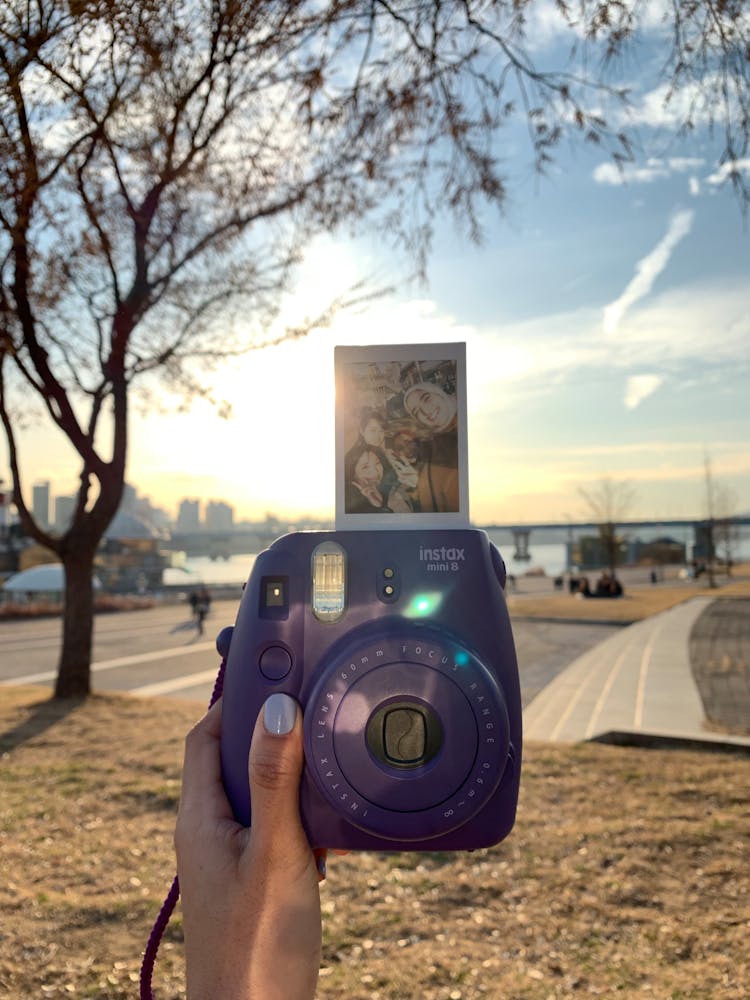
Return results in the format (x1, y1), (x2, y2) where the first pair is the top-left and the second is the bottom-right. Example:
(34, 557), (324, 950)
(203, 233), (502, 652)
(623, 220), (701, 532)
(0, 595), (156, 620)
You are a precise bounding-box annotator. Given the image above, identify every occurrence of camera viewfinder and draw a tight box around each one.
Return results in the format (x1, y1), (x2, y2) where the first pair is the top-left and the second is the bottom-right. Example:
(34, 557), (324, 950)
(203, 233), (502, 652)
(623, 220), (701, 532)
(260, 576), (289, 619)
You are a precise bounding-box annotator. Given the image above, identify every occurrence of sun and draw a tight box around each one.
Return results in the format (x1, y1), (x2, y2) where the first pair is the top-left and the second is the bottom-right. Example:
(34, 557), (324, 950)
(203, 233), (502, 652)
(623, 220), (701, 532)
(130, 337), (337, 519)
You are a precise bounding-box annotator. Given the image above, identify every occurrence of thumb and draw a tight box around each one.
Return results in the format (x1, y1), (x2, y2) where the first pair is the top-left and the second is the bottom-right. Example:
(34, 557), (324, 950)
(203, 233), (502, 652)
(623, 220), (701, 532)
(247, 693), (309, 861)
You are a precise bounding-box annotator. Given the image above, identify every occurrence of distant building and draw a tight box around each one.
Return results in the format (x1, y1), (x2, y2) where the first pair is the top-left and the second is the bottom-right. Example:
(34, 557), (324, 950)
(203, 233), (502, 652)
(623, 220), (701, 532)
(113, 483), (169, 535)
(630, 536), (687, 565)
(32, 481), (51, 529)
(54, 495), (76, 532)
(573, 535), (628, 570)
(205, 500), (234, 532)
(98, 510), (169, 592)
(177, 498), (201, 532)
(120, 482), (138, 512)
(135, 495), (171, 533)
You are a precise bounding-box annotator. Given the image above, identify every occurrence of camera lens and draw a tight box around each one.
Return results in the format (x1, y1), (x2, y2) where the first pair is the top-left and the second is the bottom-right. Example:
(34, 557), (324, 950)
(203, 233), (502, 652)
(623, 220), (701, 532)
(366, 700), (443, 770)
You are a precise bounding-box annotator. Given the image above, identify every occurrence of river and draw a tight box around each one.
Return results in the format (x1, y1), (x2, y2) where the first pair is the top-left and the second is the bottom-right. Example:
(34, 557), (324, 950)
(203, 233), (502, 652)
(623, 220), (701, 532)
(178, 540), (568, 587)
(174, 527), (750, 588)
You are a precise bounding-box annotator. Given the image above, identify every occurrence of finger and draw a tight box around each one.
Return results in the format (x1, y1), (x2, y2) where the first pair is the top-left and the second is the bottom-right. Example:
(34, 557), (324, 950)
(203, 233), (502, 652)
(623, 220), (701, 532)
(246, 694), (310, 863)
(177, 699), (235, 823)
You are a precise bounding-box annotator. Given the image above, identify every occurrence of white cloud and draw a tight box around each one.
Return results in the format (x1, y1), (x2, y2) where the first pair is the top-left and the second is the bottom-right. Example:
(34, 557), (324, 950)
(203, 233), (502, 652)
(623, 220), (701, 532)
(459, 277), (749, 416)
(705, 159), (750, 186)
(522, 0), (580, 49)
(523, 0), (675, 52)
(624, 374), (664, 409)
(624, 80), (710, 130)
(602, 209), (694, 334)
(668, 157), (705, 172)
(593, 162), (667, 186)
(593, 157), (705, 187)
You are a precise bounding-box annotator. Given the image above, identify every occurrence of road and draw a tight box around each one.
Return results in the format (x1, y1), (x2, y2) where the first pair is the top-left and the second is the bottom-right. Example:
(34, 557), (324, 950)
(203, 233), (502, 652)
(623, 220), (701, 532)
(0, 599), (241, 707)
(0, 599), (619, 710)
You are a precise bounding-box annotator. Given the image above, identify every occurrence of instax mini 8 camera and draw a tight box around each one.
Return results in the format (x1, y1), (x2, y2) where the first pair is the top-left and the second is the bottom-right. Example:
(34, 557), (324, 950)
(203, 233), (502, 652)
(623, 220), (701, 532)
(219, 528), (521, 852)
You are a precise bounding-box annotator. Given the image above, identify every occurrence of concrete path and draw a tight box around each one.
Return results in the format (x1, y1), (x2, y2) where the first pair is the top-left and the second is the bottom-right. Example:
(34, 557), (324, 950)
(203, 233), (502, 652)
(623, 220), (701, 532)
(523, 597), (750, 748)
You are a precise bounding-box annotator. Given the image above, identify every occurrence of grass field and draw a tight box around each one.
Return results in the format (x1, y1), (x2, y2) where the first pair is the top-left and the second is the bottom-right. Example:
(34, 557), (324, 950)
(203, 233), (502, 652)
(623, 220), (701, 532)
(507, 568), (750, 623)
(1, 687), (748, 999)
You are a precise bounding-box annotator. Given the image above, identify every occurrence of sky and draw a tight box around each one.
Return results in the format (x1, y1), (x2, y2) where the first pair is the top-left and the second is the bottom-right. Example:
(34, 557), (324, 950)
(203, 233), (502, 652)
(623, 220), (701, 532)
(5, 3), (750, 528)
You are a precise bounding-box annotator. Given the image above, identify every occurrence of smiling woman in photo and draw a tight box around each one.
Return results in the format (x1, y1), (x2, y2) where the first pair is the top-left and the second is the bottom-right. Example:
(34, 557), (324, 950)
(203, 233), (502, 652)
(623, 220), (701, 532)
(344, 444), (390, 513)
(403, 382), (460, 513)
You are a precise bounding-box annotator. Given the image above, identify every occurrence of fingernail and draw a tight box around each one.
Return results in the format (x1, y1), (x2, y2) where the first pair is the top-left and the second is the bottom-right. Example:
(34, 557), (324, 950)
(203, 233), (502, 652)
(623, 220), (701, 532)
(316, 854), (327, 879)
(263, 693), (297, 736)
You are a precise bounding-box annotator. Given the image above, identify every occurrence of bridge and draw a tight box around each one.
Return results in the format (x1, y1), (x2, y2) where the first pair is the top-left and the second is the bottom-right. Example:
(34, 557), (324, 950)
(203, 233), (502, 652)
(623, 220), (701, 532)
(163, 517), (750, 559)
(164, 527), (282, 558)
(485, 517), (750, 566)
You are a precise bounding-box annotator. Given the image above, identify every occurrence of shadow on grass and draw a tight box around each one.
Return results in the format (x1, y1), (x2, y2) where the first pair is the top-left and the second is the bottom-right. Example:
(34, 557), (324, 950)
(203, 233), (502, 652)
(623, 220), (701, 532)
(589, 730), (750, 757)
(0, 695), (86, 754)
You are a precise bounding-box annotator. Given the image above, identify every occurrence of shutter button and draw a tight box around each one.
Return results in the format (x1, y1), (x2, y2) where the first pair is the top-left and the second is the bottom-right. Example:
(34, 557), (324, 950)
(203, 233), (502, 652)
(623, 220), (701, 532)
(259, 645), (293, 681)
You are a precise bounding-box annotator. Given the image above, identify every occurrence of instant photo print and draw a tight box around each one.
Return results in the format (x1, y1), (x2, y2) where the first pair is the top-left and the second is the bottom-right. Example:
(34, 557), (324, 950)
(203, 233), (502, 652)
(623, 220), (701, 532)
(335, 343), (469, 529)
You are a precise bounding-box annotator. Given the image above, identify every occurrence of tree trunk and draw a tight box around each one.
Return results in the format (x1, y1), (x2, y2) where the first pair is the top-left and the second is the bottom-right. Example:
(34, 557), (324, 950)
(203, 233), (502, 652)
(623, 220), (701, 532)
(54, 547), (96, 698)
(601, 522), (618, 574)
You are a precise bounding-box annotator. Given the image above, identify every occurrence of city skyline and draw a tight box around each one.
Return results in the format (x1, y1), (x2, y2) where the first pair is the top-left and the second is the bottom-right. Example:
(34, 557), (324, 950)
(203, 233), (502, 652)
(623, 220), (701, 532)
(10, 472), (748, 535)
(2, 11), (749, 527)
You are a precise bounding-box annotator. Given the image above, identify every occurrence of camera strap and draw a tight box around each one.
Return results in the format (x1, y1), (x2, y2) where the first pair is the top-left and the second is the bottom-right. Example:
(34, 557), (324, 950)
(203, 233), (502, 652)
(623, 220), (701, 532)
(138, 656), (226, 1000)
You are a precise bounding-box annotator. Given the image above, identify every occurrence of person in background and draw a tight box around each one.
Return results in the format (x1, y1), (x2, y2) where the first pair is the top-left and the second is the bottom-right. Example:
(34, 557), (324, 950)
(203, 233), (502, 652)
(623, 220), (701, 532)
(188, 590), (199, 619)
(195, 586), (211, 635)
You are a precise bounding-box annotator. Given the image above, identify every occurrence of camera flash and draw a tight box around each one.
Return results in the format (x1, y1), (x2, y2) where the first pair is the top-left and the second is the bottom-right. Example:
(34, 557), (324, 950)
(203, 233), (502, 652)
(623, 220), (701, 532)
(312, 541), (346, 622)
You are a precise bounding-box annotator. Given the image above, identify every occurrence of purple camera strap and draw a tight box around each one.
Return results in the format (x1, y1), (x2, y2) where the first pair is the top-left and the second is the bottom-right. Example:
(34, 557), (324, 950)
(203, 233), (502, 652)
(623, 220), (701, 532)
(139, 656), (226, 1000)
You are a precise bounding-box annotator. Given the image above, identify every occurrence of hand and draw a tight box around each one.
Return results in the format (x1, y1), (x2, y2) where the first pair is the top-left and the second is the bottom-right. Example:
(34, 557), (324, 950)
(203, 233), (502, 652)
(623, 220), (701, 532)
(174, 695), (321, 1000)
(386, 450), (419, 489)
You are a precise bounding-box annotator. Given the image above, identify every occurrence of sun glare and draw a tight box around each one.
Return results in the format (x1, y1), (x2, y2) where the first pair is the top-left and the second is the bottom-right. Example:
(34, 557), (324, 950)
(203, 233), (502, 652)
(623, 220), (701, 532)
(132, 336), (336, 519)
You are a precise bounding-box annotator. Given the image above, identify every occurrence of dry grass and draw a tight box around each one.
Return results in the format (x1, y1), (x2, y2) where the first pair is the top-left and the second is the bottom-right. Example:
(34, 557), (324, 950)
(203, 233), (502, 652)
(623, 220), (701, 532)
(508, 570), (750, 624)
(1, 687), (748, 999)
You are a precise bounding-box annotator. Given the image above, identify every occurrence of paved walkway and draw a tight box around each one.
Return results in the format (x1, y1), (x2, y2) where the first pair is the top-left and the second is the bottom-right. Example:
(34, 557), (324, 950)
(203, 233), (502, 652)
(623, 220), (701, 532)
(523, 597), (750, 749)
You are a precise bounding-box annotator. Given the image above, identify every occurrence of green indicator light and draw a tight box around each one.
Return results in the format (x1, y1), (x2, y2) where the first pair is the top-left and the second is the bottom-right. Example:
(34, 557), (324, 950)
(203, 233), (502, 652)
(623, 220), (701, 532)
(455, 651), (470, 667)
(405, 592), (443, 618)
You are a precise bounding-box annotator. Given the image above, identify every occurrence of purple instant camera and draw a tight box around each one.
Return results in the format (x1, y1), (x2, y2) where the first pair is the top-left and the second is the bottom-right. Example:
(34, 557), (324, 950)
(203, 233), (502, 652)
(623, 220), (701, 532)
(219, 529), (521, 851)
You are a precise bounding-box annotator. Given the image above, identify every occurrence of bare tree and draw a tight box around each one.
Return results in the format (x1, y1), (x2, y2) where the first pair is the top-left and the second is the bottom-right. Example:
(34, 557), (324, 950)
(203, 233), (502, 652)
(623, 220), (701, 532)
(714, 482), (741, 576)
(698, 450), (741, 587)
(700, 452), (719, 587)
(1, 1), (748, 696)
(579, 477), (637, 574)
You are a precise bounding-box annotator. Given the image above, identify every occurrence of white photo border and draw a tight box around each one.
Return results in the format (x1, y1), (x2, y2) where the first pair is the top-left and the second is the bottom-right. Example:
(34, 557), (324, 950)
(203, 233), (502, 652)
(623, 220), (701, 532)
(335, 342), (469, 530)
